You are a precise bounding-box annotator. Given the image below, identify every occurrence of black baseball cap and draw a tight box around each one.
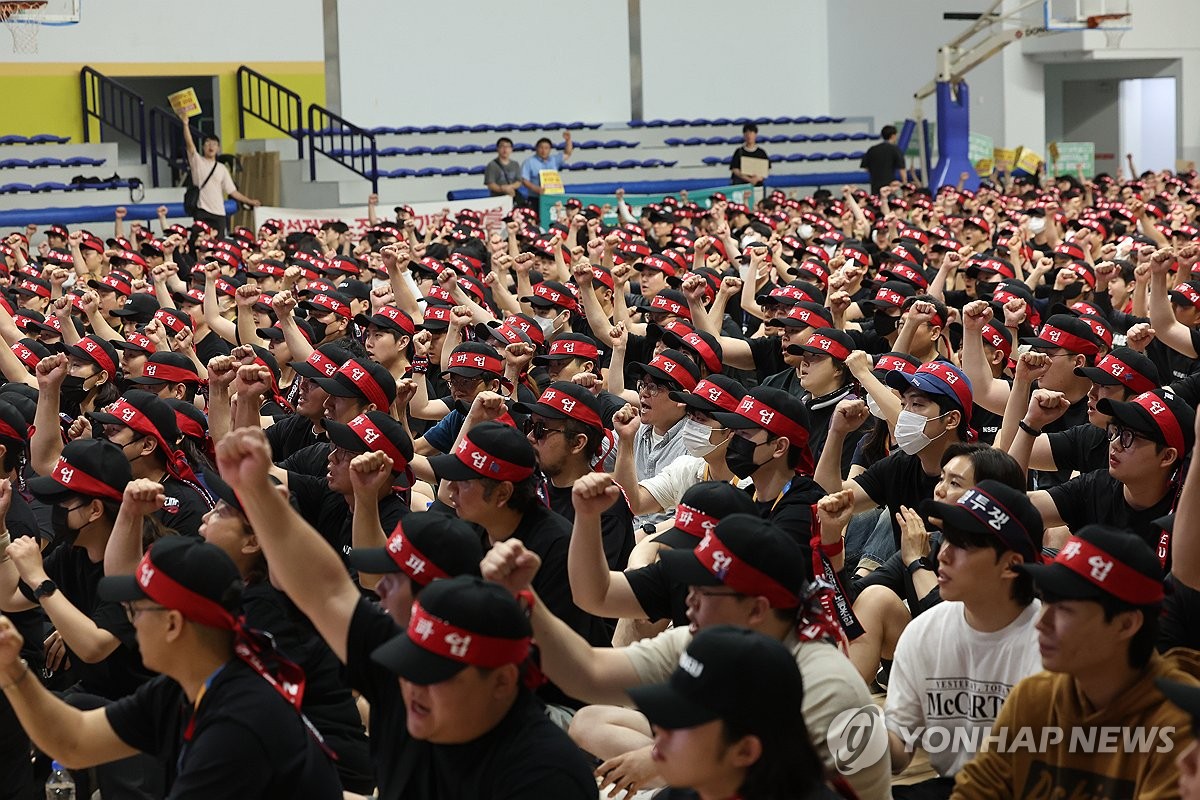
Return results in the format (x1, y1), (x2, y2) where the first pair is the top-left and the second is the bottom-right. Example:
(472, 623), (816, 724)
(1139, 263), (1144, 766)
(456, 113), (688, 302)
(28, 438), (132, 504)
(354, 305), (416, 338)
(99, 536), (243, 622)
(919, 480), (1044, 564)
(129, 351), (201, 386)
(530, 333), (602, 366)
(290, 344), (353, 380)
(655, 481), (759, 550)
(428, 421), (536, 483)
(65, 334), (119, 378)
(314, 358), (398, 410)
(628, 349), (700, 392)
(324, 410), (415, 485)
(348, 512), (484, 587)
(110, 293), (160, 323)
(1017, 525), (1165, 606)
(786, 327), (854, 360)
(1096, 390), (1195, 455)
(668, 375), (746, 416)
(628, 626), (804, 732)
(369, 576), (532, 685)
(89, 389), (181, 450)
(0, 399), (28, 447)
(442, 341), (505, 379)
(658, 514), (806, 608)
(1074, 347), (1159, 394)
(511, 381), (604, 431)
(661, 328), (723, 375)
(710, 386), (814, 473)
(1021, 313), (1104, 355)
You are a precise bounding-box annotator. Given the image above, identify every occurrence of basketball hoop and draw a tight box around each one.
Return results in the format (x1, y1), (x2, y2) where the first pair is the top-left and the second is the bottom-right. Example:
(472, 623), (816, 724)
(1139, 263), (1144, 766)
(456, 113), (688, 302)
(0, 0), (47, 53)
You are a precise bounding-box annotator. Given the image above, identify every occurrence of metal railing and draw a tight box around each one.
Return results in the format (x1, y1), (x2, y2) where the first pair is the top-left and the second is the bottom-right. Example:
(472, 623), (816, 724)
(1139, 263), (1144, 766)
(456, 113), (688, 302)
(307, 104), (379, 192)
(237, 66), (304, 159)
(79, 66), (147, 164)
(147, 107), (207, 189)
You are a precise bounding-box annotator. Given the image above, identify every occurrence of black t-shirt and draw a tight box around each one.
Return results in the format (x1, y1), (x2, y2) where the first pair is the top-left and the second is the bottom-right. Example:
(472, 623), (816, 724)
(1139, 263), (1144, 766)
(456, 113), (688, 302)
(17, 542), (152, 699)
(860, 141), (905, 192)
(730, 145), (768, 176)
(748, 475), (825, 576)
(541, 478), (633, 570)
(242, 582), (371, 793)
(1046, 422), (1109, 475)
(158, 475), (213, 539)
(1160, 575), (1200, 652)
(625, 560), (689, 627)
(266, 414), (324, 463)
(1147, 333), (1200, 383)
(1047, 469), (1173, 549)
(345, 602), (595, 800)
(279, 442), (333, 478)
(747, 334), (787, 384)
(802, 386), (865, 479)
(289, 473), (409, 567)
(105, 661), (342, 799)
(194, 329), (232, 365)
(1031, 396), (1090, 489)
(855, 450), (940, 546)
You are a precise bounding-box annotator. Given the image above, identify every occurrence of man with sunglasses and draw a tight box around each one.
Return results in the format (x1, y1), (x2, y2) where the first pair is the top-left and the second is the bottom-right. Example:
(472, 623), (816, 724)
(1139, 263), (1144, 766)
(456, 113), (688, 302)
(1028, 389), (1194, 552)
(414, 342), (510, 457)
(514, 382), (634, 571)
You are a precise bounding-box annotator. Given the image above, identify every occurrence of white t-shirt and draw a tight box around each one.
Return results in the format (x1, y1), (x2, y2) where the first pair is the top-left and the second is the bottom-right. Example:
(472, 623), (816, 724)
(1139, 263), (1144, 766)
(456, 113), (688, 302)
(885, 600), (1043, 777)
(188, 150), (237, 217)
(624, 627), (892, 800)
(639, 455), (751, 512)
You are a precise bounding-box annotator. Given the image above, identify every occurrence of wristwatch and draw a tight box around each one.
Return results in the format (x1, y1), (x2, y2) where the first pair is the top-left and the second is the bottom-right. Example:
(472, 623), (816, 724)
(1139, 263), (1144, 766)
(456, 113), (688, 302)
(31, 579), (57, 602)
(905, 560), (927, 576)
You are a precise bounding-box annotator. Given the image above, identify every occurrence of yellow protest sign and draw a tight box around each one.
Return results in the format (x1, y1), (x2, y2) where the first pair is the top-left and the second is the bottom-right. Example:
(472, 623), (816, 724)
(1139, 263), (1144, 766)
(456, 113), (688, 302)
(1015, 148), (1042, 174)
(993, 148), (1015, 172)
(539, 169), (564, 195)
(168, 87), (202, 118)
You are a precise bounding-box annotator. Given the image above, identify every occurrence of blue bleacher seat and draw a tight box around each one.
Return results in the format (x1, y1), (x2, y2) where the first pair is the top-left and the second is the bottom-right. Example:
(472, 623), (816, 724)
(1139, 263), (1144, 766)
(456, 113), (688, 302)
(0, 159), (29, 168)
(368, 126), (393, 135)
(762, 134), (787, 144)
(644, 120), (666, 128)
(768, 154), (783, 163)
(785, 153), (807, 163)
(710, 117), (731, 126)
(678, 137), (700, 147)
(789, 133), (810, 143)
(418, 125), (443, 134)
(34, 181), (70, 191)
(701, 157), (723, 166)
(753, 116), (771, 125)
(617, 159), (639, 169)
(794, 116), (813, 124)
(441, 166), (466, 176)
(566, 161), (591, 171)
(827, 151), (848, 160)
(430, 145), (455, 155)
(444, 125), (468, 134)
(63, 157), (103, 167)
(690, 118), (712, 126)
(849, 151), (866, 159)
(545, 121), (566, 130)
(810, 133), (830, 142)
(414, 167), (442, 177)
(517, 122), (541, 132)
(29, 134), (69, 144)
(0, 183), (32, 193)
(29, 158), (62, 167)
(395, 126), (420, 135)
(772, 116), (793, 125)
(406, 146), (432, 156)
(390, 168), (417, 178)
(830, 133), (849, 141)
(725, 136), (742, 145)
(458, 144), (483, 154)
(662, 160), (677, 167)
(467, 165), (486, 175)
(665, 137), (684, 147)
(628, 120), (647, 128)
(0, 135), (26, 145)
(594, 160), (617, 170)
(850, 132), (873, 141)
(378, 147), (402, 157)
(512, 143), (533, 152)
(469, 124), (493, 133)
(807, 153), (828, 162)
(494, 123), (517, 132)
(732, 117), (751, 126)
(668, 119), (689, 127)
(582, 122), (602, 129)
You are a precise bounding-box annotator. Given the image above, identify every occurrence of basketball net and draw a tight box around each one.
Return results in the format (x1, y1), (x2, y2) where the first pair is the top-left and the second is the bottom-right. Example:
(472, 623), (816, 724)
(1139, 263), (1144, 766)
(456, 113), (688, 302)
(0, 1), (47, 54)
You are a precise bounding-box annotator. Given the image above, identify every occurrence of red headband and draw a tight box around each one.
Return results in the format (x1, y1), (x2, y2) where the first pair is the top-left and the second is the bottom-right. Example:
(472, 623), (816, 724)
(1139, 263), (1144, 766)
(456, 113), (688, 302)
(886, 263), (928, 289)
(690, 379), (740, 412)
(406, 601), (531, 668)
(453, 434), (534, 481)
(348, 413), (411, 472)
(174, 411), (206, 441)
(980, 324), (1012, 357)
(680, 332), (720, 373)
(48, 455), (123, 501)
(534, 387), (603, 430)
(384, 525), (448, 586)
(376, 306), (416, 335)
(11, 342), (38, 369)
(532, 283), (578, 312)
(732, 396), (812, 474)
(309, 294), (351, 319)
(104, 400), (204, 487)
(154, 310), (190, 334)
(76, 337), (116, 376)
(672, 503), (719, 539)
(1094, 354), (1156, 394)
(693, 531), (797, 608)
(1172, 283), (1200, 310)
(874, 354), (918, 375)
(141, 362), (199, 384)
(135, 550), (235, 630)
(337, 362), (389, 410)
(304, 350), (339, 378)
(801, 333), (850, 361)
(547, 338), (599, 361)
(645, 354), (697, 391)
(447, 350), (503, 376)
(1036, 324), (1099, 355)
(1054, 537), (1164, 605)
(424, 306), (452, 324)
(872, 287), (906, 308)
(650, 294), (691, 320)
(1130, 392), (1186, 454)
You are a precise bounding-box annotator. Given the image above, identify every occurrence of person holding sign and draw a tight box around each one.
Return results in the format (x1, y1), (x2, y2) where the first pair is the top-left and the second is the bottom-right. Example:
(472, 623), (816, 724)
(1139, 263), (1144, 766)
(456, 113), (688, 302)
(730, 123), (769, 187)
(178, 108), (261, 238)
(518, 131), (574, 207)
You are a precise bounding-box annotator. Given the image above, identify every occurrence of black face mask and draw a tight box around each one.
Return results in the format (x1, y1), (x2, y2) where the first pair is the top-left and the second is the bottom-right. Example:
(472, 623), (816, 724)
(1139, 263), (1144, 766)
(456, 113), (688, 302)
(724, 435), (766, 480)
(60, 375), (90, 416)
(50, 504), (81, 547)
(873, 312), (899, 336)
(309, 320), (329, 343)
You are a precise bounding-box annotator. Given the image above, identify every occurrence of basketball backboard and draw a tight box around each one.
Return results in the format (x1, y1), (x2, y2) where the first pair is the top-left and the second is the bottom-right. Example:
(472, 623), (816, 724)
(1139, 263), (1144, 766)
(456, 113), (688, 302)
(1043, 0), (1131, 31)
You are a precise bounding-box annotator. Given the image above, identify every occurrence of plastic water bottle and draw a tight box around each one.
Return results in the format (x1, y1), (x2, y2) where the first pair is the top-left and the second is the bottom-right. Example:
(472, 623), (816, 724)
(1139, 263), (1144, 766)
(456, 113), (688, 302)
(45, 761), (75, 800)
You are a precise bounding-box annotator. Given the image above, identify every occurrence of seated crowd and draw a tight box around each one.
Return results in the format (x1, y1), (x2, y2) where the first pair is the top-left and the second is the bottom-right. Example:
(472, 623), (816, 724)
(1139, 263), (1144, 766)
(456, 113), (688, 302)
(0, 164), (1200, 800)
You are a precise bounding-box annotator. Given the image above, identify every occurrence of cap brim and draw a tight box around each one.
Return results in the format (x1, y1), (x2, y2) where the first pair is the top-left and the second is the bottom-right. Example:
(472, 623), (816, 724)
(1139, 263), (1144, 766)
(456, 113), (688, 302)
(509, 400), (569, 420)
(653, 528), (705, 550)
(97, 575), (149, 603)
(666, 391), (722, 414)
(657, 547), (723, 587)
(439, 366), (491, 380)
(1074, 366), (1122, 386)
(428, 452), (484, 482)
(348, 546), (403, 574)
(110, 340), (152, 354)
(530, 353), (574, 366)
(323, 418), (371, 454)
(883, 370), (919, 394)
(370, 631), (469, 685)
(26, 475), (72, 504)
(918, 499), (992, 540)
(128, 375), (172, 385)
(1096, 398), (1161, 443)
(87, 411), (122, 426)
(312, 376), (361, 398)
(1016, 561), (1109, 601)
(1156, 678), (1200, 724)
(256, 327), (286, 341)
(627, 681), (719, 730)
(709, 410), (762, 430)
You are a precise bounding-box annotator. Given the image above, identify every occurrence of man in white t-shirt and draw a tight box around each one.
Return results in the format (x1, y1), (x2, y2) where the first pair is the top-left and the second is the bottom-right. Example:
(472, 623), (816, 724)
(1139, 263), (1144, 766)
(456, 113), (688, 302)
(177, 109), (260, 237)
(885, 480), (1046, 798)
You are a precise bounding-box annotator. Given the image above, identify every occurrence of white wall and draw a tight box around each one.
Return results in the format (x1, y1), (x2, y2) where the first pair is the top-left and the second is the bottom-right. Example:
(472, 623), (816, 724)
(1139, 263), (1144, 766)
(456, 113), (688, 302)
(1120, 77), (1177, 172)
(640, 0), (829, 120)
(29, 0), (324, 62)
(335, 0), (631, 127)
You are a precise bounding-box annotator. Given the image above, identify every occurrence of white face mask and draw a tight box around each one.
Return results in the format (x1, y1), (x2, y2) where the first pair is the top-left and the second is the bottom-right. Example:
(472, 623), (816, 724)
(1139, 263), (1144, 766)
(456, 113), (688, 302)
(798, 224), (815, 240)
(823, 243), (837, 257)
(1029, 216), (1046, 234)
(894, 409), (949, 455)
(866, 395), (885, 419)
(535, 315), (555, 335)
(681, 417), (726, 458)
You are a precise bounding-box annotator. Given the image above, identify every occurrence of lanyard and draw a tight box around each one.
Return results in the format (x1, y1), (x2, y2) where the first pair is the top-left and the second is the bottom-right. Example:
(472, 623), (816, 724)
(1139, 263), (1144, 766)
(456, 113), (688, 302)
(754, 477), (793, 513)
(701, 465), (739, 486)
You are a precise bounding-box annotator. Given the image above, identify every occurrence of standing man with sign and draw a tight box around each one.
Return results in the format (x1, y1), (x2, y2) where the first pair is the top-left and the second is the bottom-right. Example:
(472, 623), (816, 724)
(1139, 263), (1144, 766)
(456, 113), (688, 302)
(519, 132), (574, 210)
(178, 109), (261, 238)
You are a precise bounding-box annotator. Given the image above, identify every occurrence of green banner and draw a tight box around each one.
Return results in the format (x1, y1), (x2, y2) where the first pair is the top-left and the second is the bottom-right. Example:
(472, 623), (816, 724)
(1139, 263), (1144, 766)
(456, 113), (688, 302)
(1048, 141), (1095, 179)
(968, 133), (994, 173)
(539, 184), (755, 226)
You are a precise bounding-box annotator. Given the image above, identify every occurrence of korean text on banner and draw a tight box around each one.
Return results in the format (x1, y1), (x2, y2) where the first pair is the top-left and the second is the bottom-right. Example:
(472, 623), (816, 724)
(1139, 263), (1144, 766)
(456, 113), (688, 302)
(1049, 142), (1095, 179)
(168, 88), (202, 118)
(252, 195), (513, 238)
(993, 148), (1015, 173)
(539, 170), (565, 195)
(539, 184), (754, 227)
(968, 133), (994, 175)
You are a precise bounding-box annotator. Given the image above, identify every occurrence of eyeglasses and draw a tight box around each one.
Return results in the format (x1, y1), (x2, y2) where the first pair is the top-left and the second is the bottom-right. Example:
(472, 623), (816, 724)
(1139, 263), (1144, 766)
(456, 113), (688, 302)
(522, 418), (566, 441)
(123, 602), (169, 623)
(447, 374), (484, 391)
(1107, 424), (1151, 450)
(636, 379), (667, 397)
(329, 445), (353, 463)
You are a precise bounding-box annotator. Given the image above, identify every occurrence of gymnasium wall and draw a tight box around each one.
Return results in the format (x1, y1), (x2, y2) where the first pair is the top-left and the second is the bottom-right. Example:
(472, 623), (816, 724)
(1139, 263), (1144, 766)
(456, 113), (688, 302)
(0, 0), (326, 149)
